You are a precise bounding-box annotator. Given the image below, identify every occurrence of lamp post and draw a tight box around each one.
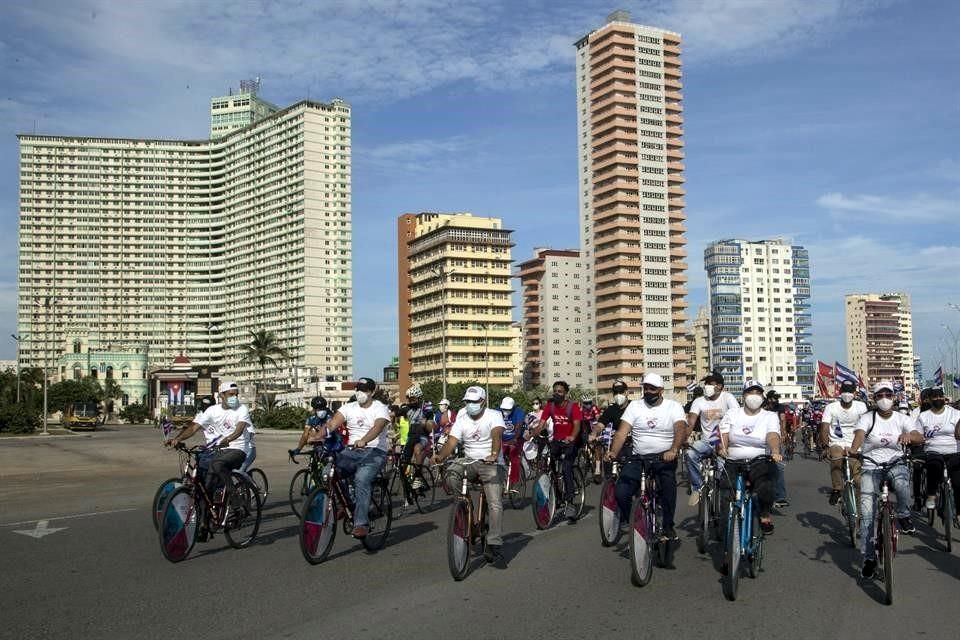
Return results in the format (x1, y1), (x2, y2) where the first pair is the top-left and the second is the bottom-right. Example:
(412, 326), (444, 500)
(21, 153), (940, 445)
(942, 324), (960, 398)
(430, 265), (455, 401)
(11, 334), (22, 403)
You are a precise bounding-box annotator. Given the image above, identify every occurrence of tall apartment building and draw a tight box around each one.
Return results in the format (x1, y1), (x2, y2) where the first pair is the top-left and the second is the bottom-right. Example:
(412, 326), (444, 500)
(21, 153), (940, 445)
(704, 239), (813, 401)
(691, 305), (711, 382)
(17, 95), (353, 386)
(516, 248), (591, 389)
(210, 79), (279, 139)
(575, 10), (690, 396)
(397, 213), (514, 393)
(846, 293), (915, 390)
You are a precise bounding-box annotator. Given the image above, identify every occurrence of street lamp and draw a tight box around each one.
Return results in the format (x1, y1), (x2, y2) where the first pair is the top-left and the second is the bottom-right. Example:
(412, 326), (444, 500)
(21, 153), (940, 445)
(430, 265), (455, 401)
(11, 334), (22, 403)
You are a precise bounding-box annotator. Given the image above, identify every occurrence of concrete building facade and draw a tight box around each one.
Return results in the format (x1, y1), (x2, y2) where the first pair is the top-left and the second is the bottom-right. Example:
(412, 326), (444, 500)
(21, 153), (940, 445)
(691, 305), (710, 382)
(846, 292), (916, 391)
(397, 213), (514, 393)
(209, 79), (279, 139)
(575, 10), (690, 396)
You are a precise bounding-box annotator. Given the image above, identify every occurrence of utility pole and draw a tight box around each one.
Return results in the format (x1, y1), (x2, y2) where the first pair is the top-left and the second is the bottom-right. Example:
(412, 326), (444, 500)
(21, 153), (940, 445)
(430, 265), (455, 401)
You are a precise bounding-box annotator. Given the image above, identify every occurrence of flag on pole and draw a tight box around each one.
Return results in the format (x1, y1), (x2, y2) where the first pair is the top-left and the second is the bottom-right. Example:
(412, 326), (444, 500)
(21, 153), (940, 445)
(686, 381), (699, 393)
(953, 375), (960, 390)
(815, 373), (831, 398)
(934, 365), (944, 387)
(817, 361), (836, 397)
(834, 361), (860, 386)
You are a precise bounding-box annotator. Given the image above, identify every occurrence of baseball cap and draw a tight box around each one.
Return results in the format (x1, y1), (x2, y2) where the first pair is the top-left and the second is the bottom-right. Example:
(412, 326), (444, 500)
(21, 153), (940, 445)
(439, 398), (450, 406)
(463, 386), (486, 402)
(839, 380), (857, 393)
(641, 373), (664, 389)
(500, 396), (515, 410)
(873, 380), (895, 394)
(356, 377), (377, 392)
(743, 379), (765, 393)
(218, 381), (239, 394)
(704, 372), (725, 386)
(612, 378), (628, 392)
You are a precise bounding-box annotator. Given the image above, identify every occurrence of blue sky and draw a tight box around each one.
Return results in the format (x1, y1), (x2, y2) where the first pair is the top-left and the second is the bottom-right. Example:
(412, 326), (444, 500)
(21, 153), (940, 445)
(1, 0), (958, 382)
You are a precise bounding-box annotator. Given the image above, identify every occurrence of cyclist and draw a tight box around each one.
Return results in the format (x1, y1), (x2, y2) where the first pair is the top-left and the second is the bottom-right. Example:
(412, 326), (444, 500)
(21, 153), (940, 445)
(290, 396), (334, 456)
(164, 381), (252, 541)
(499, 397), (526, 491)
(764, 389), (790, 508)
(686, 372), (739, 506)
(433, 385), (506, 566)
(580, 397), (601, 444)
(401, 384), (435, 488)
(531, 380), (582, 523)
(848, 380), (922, 578)
(917, 387), (960, 512)
(910, 388), (935, 510)
(435, 398), (456, 430)
(717, 379), (782, 535)
(607, 373), (687, 541)
(310, 377), (391, 538)
(819, 380), (868, 505)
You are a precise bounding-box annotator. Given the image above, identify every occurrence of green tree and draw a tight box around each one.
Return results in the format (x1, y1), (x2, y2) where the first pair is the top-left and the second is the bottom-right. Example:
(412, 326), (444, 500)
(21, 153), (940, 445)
(119, 403), (150, 424)
(47, 378), (104, 414)
(240, 328), (292, 405)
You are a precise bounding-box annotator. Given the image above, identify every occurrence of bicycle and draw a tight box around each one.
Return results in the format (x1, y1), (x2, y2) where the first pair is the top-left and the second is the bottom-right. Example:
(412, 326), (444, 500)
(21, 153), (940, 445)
(695, 450), (722, 554)
(446, 459), (495, 580)
(625, 453), (672, 587)
(388, 457), (438, 514)
(854, 452), (908, 605)
(721, 454), (774, 601)
(531, 442), (585, 529)
(798, 424), (818, 458)
(157, 443), (263, 563)
(299, 445), (393, 564)
(827, 453), (859, 548)
(152, 443), (195, 530)
(502, 442), (528, 509)
(598, 457), (621, 547)
(924, 452), (955, 553)
(289, 447), (324, 518)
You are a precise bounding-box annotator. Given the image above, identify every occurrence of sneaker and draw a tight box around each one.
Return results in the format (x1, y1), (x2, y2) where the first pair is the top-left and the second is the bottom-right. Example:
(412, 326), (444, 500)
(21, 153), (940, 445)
(564, 504), (577, 524)
(688, 491), (700, 507)
(411, 477), (424, 490)
(774, 499), (790, 509)
(829, 490), (841, 506)
(925, 496), (936, 510)
(759, 519), (775, 535)
(196, 527), (210, 543)
(861, 558), (877, 579)
(483, 544), (503, 564)
(663, 526), (678, 541)
(898, 517), (916, 535)
(352, 525), (369, 538)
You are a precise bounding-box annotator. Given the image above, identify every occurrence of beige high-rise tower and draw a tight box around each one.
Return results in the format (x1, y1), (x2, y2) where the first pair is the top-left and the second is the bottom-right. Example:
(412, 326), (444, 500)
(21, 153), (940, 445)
(575, 10), (689, 395)
(846, 293), (916, 391)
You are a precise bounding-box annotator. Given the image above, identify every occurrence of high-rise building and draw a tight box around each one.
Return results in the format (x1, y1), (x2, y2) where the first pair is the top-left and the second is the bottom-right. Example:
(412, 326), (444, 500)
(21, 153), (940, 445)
(691, 305), (711, 382)
(397, 212), (514, 393)
(575, 10), (689, 396)
(704, 239), (813, 401)
(16, 95), (353, 388)
(516, 248), (590, 389)
(846, 293), (915, 390)
(209, 79), (279, 139)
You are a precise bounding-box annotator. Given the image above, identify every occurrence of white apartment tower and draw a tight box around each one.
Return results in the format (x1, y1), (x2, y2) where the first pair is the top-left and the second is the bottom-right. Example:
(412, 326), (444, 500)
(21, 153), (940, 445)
(209, 79), (279, 139)
(17, 95), (353, 384)
(575, 10), (690, 396)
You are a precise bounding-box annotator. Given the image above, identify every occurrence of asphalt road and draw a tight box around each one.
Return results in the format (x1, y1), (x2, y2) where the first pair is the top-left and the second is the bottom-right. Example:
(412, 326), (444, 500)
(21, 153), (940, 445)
(2, 426), (958, 640)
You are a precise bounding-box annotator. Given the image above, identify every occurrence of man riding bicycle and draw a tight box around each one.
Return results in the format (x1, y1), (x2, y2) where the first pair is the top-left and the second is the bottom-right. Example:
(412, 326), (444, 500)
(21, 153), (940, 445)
(531, 380), (582, 524)
(499, 396), (526, 491)
(434, 386), (506, 566)
(819, 380), (867, 505)
(310, 377), (391, 539)
(685, 372), (739, 506)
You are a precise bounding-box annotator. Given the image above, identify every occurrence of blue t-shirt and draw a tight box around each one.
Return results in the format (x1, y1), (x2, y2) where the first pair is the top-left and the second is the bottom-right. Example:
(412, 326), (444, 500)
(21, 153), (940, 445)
(501, 408), (527, 442)
(306, 409), (332, 429)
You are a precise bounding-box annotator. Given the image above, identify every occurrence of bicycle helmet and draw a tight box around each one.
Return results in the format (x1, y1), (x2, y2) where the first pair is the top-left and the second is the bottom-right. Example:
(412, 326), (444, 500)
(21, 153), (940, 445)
(405, 383), (423, 399)
(310, 395), (327, 411)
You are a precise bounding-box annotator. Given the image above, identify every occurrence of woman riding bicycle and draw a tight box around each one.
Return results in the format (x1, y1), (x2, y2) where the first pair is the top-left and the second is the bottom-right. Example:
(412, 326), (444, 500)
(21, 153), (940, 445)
(717, 379), (782, 535)
(917, 387), (960, 512)
(848, 380), (922, 579)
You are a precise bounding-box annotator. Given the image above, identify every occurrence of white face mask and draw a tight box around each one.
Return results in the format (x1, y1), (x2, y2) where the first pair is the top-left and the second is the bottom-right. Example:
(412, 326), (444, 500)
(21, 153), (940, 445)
(744, 394), (764, 411)
(355, 391), (369, 405)
(613, 393), (627, 407)
(316, 410), (326, 417)
(876, 397), (894, 412)
(465, 402), (483, 417)
(840, 392), (854, 404)
(703, 385), (716, 398)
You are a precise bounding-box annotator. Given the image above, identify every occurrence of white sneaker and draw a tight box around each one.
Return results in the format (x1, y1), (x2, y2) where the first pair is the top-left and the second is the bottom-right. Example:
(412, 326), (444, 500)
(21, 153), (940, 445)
(688, 491), (700, 507)
(411, 478), (424, 490)
(925, 496), (936, 510)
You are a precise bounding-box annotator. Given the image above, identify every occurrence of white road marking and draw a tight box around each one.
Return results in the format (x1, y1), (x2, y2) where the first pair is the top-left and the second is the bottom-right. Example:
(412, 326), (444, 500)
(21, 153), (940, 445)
(13, 520), (67, 539)
(1, 507), (137, 528)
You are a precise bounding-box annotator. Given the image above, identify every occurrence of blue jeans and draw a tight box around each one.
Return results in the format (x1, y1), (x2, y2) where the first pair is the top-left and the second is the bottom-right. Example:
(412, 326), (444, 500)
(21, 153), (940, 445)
(615, 459), (678, 531)
(240, 446), (256, 473)
(686, 439), (716, 491)
(336, 447), (386, 527)
(859, 463), (912, 560)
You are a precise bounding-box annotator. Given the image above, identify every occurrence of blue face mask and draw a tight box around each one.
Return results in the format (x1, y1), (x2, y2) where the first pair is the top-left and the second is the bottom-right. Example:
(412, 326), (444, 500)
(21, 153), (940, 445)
(226, 396), (240, 410)
(466, 402), (483, 417)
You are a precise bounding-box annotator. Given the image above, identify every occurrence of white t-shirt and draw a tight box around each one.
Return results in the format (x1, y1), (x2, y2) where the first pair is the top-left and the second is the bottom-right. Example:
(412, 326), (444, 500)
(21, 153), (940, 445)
(855, 411), (917, 469)
(918, 406), (960, 455)
(621, 398), (686, 456)
(719, 408), (780, 461)
(195, 404), (251, 452)
(449, 408), (505, 463)
(821, 400), (868, 448)
(689, 392), (740, 445)
(338, 400), (391, 451)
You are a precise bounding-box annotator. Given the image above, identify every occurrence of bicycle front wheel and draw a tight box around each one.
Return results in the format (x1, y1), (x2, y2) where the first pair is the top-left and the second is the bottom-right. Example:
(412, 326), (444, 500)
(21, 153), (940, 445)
(722, 509), (742, 601)
(152, 477), (182, 531)
(598, 478), (621, 547)
(944, 486), (954, 552)
(696, 486), (710, 554)
(748, 509), (763, 579)
(248, 468), (269, 503)
(880, 510), (895, 605)
(289, 468), (314, 519)
(300, 487), (337, 564)
(158, 487), (197, 563)
(362, 478), (393, 552)
(508, 466), (528, 510)
(572, 467), (586, 519)
(447, 499), (471, 581)
(531, 473), (556, 530)
(843, 483), (858, 548)
(629, 498), (654, 587)
(224, 475), (263, 549)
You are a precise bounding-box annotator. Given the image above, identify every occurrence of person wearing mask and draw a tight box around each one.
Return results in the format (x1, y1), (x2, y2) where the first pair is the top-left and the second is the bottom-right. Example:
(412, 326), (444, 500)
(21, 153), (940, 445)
(764, 390), (790, 508)
(849, 380), (922, 578)
(909, 388), (935, 510)
(499, 397), (526, 493)
(685, 373), (739, 506)
(917, 387), (960, 512)
(718, 379), (782, 535)
(291, 395), (334, 456)
(597, 379), (631, 478)
(532, 381), (582, 524)
(819, 380), (868, 505)
(435, 399), (455, 431)
(607, 373), (687, 541)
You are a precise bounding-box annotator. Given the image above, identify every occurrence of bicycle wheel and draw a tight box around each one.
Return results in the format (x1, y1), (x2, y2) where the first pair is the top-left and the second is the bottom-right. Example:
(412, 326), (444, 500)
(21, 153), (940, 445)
(508, 467), (527, 510)
(531, 472), (556, 530)
(248, 468), (269, 503)
(629, 498), (654, 587)
(152, 477), (182, 531)
(388, 465), (403, 498)
(598, 478), (621, 547)
(289, 468), (314, 519)
(748, 508), (762, 579)
(224, 475), (263, 549)
(572, 467), (586, 519)
(362, 478), (393, 552)
(722, 509), (742, 601)
(843, 482), (858, 548)
(158, 487), (198, 563)
(943, 485), (954, 553)
(413, 465), (436, 512)
(696, 486), (710, 554)
(881, 510), (894, 605)
(447, 498), (471, 581)
(300, 487), (337, 564)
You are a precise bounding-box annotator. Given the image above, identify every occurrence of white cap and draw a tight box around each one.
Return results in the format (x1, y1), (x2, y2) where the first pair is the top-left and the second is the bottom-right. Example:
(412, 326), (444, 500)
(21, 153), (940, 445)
(439, 398), (450, 406)
(641, 373), (664, 388)
(743, 379), (765, 393)
(463, 386), (486, 402)
(218, 381), (239, 394)
(500, 396), (515, 410)
(873, 380), (895, 394)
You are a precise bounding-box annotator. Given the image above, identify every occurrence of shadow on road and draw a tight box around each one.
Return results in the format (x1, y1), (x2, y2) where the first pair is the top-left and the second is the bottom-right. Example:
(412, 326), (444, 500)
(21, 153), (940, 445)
(794, 510), (860, 578)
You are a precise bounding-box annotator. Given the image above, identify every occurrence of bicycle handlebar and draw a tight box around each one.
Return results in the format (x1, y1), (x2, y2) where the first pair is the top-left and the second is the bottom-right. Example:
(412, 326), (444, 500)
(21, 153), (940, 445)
(623, 453), (665, 464)
(850, 452), (909, 468)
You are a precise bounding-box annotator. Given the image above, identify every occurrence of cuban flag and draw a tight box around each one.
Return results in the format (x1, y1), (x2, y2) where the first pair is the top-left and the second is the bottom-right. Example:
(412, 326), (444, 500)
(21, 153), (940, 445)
(933, 365), (943, 387)
(834, 361), (860, 386)
(893, 378), (905, 393)
(953, 375), (960, 390)
(686, 381), (699, 393)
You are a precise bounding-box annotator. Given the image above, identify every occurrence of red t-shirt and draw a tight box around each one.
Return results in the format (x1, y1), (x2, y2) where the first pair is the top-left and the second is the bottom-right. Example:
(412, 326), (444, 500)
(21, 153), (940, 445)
(540, 401), (583, 442)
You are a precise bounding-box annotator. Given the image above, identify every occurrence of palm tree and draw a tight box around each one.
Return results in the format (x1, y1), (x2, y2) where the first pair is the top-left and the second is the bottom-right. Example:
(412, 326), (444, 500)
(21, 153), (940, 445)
(240, 329), (292, 406)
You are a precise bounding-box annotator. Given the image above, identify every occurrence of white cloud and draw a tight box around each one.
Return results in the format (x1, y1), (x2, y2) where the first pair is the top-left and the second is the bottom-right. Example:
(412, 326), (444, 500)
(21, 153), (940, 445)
(816, 192), (958, 223)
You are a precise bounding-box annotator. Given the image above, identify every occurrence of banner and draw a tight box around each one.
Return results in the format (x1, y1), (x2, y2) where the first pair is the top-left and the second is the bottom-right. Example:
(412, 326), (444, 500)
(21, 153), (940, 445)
(817, 361), (836, 397)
